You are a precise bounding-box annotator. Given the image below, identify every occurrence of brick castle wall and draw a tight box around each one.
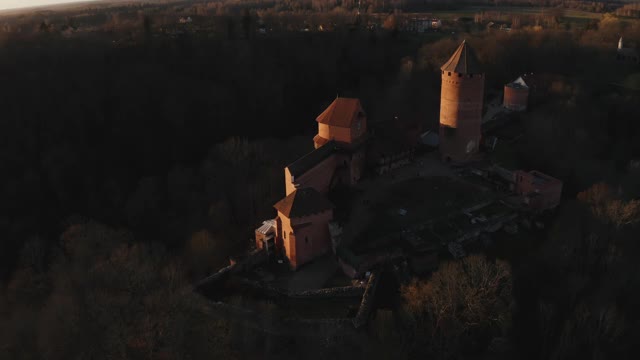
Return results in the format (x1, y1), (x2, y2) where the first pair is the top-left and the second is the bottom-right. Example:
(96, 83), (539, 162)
(439, 71), (485, 162)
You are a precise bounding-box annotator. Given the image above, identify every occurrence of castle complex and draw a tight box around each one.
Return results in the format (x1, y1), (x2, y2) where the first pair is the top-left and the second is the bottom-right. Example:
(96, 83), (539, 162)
(255, 40), (561, 270)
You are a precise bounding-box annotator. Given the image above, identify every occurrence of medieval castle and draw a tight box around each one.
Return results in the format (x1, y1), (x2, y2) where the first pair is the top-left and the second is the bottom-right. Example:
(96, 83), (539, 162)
(254, 40), (562, 270)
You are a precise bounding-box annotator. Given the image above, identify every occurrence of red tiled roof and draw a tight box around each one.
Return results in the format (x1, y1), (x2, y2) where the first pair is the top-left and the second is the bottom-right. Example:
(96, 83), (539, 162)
(441, 40), (482, 74)
(316, 97), (365, 128)
(274, 188), (334, 218)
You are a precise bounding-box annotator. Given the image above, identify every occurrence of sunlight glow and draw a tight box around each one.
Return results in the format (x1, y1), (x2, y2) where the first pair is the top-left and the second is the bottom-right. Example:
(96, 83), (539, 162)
(0, 1), (99, 11)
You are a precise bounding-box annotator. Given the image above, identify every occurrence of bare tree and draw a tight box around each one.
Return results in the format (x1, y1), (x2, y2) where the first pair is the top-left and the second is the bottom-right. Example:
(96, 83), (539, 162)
(402, 255), (512, 358)
(578, 183), (640, 228)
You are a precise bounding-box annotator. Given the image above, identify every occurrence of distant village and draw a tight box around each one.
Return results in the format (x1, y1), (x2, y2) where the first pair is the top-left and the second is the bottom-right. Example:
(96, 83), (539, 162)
(195, 41), (566, 333)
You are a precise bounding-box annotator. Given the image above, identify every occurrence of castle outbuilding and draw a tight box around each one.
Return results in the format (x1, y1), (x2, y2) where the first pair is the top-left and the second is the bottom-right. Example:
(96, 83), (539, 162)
(272, 188), (335, 269)
(503, 76), (529, 111)
(513, 170), (563, 211)
(439, 40), (485, 163)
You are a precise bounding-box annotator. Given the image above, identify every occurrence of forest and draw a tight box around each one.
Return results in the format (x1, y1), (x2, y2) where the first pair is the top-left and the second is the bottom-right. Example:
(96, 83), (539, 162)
(1, 0), (640, 359)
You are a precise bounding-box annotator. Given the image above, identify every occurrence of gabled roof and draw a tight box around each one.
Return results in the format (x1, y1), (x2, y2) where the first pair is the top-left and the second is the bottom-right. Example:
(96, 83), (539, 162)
(316, 97), (365, 128)
(441, 40), (482, 74)
(274, 188), (334, 218)
(287, 140), (337, 177)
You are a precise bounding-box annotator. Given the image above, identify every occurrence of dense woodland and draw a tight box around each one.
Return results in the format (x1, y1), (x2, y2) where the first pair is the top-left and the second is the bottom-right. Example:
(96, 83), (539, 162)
(1, 0), (640, 359)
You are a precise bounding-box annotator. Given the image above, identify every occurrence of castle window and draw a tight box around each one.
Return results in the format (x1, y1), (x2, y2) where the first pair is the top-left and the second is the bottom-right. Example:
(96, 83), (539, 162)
(305, 236), (309, 244)
(448, 72), (451, 76)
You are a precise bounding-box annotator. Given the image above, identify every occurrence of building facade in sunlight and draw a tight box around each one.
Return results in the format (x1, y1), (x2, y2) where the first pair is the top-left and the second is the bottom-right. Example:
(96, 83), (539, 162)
(256, 97), (368, 269)
(439, 40), (485, 163)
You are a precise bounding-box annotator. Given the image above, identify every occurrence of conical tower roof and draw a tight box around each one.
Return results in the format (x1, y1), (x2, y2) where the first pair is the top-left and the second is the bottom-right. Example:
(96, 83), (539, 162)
(441, 40), (482, 74)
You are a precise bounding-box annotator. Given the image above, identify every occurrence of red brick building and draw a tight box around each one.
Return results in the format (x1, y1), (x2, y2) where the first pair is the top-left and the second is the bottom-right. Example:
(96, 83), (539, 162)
(514, 170), (563, 210)
(313, 97), (368, 187)
(273, 188), (335, 269)
(439, 41), (485, 163)
(503, 77), (529, 111)
(261, 97), (369, 269)
(285, 141), (338, 195)
(313, 97), (367, 149)
(285, 97), (368, 195)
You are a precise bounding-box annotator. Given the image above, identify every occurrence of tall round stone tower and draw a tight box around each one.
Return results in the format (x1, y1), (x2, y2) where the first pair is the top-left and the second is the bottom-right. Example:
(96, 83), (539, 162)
(439, 40), (484, 163)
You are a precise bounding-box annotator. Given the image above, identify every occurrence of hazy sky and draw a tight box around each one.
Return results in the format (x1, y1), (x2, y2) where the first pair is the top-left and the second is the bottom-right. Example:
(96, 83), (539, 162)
(0, 1), (98, 11)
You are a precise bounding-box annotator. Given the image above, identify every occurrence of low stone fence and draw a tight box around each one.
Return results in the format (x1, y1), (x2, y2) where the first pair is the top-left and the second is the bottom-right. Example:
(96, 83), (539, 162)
(228, 276), (365, 300)
(194, 249), (267, 291)
(195, 250), (385, 335)
(292, 285), (365, 299)
(193, 264), (235, 290)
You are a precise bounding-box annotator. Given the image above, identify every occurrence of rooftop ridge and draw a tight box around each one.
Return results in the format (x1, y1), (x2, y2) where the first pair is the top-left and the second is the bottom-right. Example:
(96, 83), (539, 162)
(286, 140), (337, 178)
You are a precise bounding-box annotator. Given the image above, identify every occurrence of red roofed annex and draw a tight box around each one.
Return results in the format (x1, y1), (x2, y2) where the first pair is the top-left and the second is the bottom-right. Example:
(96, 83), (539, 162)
(269, 188), (335, 269)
